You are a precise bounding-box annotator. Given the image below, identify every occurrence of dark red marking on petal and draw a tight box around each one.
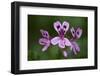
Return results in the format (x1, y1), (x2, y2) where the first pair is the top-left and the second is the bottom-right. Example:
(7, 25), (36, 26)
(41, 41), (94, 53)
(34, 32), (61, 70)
(63, 25), (67, 29)
(57, 25), (60, 29)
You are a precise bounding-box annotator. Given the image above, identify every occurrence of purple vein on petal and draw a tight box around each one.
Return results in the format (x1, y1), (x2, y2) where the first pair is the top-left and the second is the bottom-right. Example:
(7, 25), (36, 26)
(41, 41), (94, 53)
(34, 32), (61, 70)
(58, 39), (66, 48)
(39, 38), (49, 45)
(51, 37), (60, 45)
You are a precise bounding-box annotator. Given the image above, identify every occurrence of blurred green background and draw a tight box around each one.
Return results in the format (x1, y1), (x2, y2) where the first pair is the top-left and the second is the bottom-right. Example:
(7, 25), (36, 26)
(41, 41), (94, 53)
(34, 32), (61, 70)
(28, 15), (88, 61)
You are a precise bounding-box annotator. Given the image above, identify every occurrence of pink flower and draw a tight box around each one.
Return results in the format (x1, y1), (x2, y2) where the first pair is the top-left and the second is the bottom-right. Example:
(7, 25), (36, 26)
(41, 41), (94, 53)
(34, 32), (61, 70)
(51, 21), (71, 48)
(39, 29), (51, 52)
(70, 27), (82, 39)
(70, 27), (82, 55)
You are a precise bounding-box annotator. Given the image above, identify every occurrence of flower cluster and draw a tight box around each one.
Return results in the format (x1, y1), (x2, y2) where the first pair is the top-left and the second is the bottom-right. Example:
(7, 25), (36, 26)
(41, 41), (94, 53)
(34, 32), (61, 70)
(39, 21), (82, 58)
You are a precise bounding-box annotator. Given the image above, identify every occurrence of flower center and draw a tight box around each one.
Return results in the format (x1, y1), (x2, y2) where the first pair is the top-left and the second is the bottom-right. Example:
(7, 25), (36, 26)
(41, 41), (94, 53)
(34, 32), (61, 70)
(59, 29), (65, 39)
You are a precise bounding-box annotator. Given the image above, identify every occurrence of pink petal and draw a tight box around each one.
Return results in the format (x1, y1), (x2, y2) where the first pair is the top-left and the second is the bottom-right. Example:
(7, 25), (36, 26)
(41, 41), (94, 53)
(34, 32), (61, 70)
(58, 39), (65, 48)
(62, 21), (69, 34)
(70, 41), (80, 55)
(42, 45), (49, 52)
(40, 29), (49, 38)
(64, 38), (72, 46)
(76, 27), (82, 38)
(70, 42), (77, 55)
(72, 47), (77, 55)
(54, 21), (62, 33)
(73, 41), (80, 52)
(70, 27), (75, 37)
(39, 38), (49, 45)
(63, 51), (67, 57)
(51, 37), (60, 45)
